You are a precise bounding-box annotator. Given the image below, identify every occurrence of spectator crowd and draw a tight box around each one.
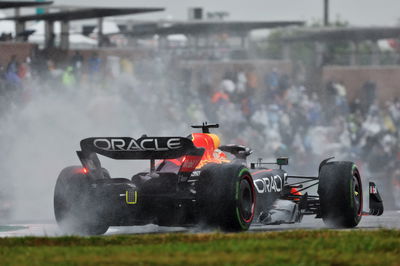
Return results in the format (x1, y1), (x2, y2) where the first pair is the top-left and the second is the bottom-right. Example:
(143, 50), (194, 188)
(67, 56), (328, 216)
(199, 68), (400, 209)
(0, 51), (399, 209)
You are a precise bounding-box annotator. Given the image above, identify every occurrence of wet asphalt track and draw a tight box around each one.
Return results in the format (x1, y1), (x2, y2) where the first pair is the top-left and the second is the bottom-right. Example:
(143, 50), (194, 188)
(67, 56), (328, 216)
(0, 211), (399, 237)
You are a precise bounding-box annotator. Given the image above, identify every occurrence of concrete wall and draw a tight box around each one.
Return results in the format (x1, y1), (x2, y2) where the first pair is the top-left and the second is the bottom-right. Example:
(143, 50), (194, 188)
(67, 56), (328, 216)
(69, 48), (151, 61)
(323, 66), (400, 102)
(0, 42), (37, 67)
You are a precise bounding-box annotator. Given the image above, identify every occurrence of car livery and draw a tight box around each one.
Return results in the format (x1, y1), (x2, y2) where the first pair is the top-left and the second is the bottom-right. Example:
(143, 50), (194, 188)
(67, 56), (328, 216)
(54, 123), (384, 235)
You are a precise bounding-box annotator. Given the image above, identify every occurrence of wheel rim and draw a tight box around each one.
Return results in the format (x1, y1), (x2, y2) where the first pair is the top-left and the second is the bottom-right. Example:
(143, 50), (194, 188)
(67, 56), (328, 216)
(239, 175), (255, 223)
(352, 174), (362, 216)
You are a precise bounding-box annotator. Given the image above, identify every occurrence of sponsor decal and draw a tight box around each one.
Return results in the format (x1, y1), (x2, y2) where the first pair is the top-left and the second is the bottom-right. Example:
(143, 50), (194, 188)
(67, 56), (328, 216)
(180, 155), (202, 172)
(254, 175), (283, 193)
(190, 171), (201, 177)
(93, 138), (182, 152)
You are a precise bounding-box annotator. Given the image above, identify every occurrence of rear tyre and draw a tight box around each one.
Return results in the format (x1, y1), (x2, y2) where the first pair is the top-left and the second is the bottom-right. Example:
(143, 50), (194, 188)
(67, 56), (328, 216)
(198, 164), (256, 231)
(318, 161), (363, 228)
(54, 166), (109, 235)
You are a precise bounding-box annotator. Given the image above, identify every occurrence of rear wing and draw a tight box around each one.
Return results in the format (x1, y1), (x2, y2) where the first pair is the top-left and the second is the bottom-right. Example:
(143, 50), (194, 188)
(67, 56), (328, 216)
(77, 137), (204, 173)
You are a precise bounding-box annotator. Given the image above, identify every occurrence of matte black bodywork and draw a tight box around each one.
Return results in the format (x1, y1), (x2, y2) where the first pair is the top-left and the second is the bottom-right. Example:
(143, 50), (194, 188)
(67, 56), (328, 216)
(56, 127), (384, 231)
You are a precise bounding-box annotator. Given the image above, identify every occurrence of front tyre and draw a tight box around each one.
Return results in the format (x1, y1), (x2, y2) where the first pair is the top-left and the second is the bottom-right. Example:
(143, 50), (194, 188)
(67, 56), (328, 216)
(54, 166), (109, 235)
(318, 161), (363, 228)
(198, 164), (256, 231)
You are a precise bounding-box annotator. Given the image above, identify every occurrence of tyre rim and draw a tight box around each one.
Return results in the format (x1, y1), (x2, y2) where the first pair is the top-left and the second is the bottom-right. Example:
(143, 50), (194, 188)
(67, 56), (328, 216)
(239, 175), (255, 223)
(352, 175), (362, 216)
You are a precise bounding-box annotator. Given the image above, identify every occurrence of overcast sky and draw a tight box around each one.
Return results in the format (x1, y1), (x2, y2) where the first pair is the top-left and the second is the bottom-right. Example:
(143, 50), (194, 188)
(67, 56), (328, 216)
(49, 0), (400, 26)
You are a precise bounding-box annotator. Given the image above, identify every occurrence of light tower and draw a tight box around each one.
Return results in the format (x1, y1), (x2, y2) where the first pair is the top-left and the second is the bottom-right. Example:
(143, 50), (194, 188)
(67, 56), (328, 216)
(324, 0), (329, 26)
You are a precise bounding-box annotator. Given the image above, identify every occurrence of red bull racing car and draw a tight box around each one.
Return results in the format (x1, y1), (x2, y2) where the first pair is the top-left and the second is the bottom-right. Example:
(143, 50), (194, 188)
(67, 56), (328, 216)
(54, 123), (384, 235)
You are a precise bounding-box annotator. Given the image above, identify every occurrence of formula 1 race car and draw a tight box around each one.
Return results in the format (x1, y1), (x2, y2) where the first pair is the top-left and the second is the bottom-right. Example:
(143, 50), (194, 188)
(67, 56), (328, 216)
(54, 123), (384, 235)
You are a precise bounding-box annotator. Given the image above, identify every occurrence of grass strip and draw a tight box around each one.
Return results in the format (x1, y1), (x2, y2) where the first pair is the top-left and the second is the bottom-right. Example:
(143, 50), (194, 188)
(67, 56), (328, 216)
(0, 229), (399, 265)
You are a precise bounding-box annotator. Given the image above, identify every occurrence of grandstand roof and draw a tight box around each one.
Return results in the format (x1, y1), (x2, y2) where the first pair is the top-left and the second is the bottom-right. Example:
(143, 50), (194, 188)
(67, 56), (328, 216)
(281, 27), (400, 42)
(1, 7), (164, 21)
(125, 20), (305, 37)
(0, 1), (52, 9)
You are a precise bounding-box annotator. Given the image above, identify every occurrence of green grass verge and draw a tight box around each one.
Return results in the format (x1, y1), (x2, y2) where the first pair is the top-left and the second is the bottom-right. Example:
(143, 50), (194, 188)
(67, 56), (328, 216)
(0, 229), (399, 265)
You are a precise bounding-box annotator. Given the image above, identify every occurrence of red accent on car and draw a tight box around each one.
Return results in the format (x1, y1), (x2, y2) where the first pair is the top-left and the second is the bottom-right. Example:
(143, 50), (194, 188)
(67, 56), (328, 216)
(180, 155), (202, 172)
(76, 168), (88, 174)
(290, 187), (302, 201)
(192, 133), (215, 159)
(252, 169), (273, 176)
(168, 158), (183, 166)
(163, 133), (229, 170)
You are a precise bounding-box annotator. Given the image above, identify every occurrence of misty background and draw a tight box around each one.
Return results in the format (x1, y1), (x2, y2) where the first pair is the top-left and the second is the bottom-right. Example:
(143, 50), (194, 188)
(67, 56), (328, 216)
(0, 0), (399, 222)
(49, 0), (400, 26)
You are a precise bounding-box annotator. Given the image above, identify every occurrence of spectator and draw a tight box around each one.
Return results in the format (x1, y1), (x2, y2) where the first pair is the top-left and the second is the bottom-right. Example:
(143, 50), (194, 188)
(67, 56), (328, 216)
(71, 51), (84, 71)
(5, 55), (21, 89)
(62, 66), (76, 88)
(88, 52), (102, 85)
